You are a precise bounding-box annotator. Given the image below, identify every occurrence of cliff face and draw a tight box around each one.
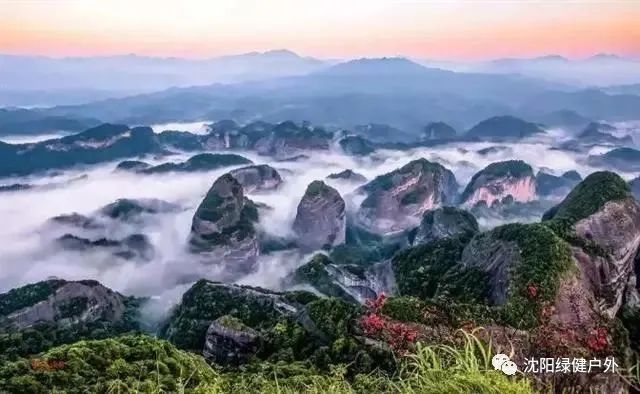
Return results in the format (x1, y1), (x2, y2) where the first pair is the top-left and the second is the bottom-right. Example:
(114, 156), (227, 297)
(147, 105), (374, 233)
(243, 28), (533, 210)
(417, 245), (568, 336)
(0, 280), (128, 331)
(292, 181), (346, 252)
(189, 174), (259, 277)
(229, 164), (283, 193)
(356, 158), (458, 235)
(412, 207), (479, 245)
(460, 160), (537, 208)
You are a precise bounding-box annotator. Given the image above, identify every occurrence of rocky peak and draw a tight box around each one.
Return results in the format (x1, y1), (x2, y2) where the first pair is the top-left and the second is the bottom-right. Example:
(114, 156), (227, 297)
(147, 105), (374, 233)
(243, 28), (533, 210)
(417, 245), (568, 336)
(142, 153), (252, 174)
(578, 122), (632, 146)
(253, 121), (332, 159)
(293, 181), (346, 252)
(357, 158), (458, 235)
(98, 198), (180, 221)
(543, 171), (640, 318)
(536, 170), (582, 197)
(327, 169), (367, 183)
(411, 206), (479, 245)
(338, 135), (375, 156)
(292, 254), (395, 304)
(421, 122), (456, 141)
(161, 279), (306, 351)
(460, 160), (536, 208)
(466, 116), (544, 142)
(229, 164), (282, 193)
(189, 174), (259, 276)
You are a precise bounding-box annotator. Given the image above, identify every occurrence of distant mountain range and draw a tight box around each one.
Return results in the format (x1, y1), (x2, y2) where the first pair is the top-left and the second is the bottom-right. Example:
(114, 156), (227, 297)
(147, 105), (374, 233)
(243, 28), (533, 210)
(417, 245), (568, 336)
(20, 57), (635, 134)
(0, 50), (327, 106)
(418, 53), (640, 87)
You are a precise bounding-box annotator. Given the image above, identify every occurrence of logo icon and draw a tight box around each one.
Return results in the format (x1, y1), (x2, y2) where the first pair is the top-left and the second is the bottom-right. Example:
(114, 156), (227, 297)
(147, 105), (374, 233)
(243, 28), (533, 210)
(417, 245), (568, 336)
(492, 353), (518, 376)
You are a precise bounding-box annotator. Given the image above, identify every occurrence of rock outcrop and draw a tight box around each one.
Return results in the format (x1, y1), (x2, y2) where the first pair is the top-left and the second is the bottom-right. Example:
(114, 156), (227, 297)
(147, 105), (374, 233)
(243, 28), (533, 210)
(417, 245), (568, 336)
(460, 160), (536, 208)
(189, 174), (260, 276)
(98, 198), (180, 221)
(142, 153), (252, 174)
(465, 116), (544, 142)
(115, 160), (151, 172)
(229, 164), (282, 193)
(587, 147), (640, 172)
(543, 171), (640, 319)
(411, 206), (479, 245)
(421, 122), (456, 141)
(327, 169), (367, 183)
(253, 121), (332, 159)
(292, 254), (395, 304)
(161, 280), (305, 351)
(356, 158), (458, 235)
(203, 316), (260, 366)
(0, 279), (130, 331)
(0, 124), (163, 177)
(339, 135), (375, 156)
(578, 122), (632, 145)
(536, 170), (582, 197)
(293, 181), (346, 252)
(55, 233), (154, 260)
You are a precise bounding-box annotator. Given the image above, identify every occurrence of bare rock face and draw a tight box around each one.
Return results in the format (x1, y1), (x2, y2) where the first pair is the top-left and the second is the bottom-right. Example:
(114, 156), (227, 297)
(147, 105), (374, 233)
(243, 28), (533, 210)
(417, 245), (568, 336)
(0, 279), (128, 331)
(292, 254), (396, 304)
(412, 206), (479, 245)
(229, 164), (282, 193)
(203, 316), (260, 366)
(253, 121), (331, 160)
(460, 160), (536, 208)
(543, 172), (640, 320)
(189, 174), (259, 277)
(571, 198), (640, 318)
(293, 181), (346, 252)
(356, 158), (458, 235)
(327, 169), (367, 183)
(459, 232), (522, 305)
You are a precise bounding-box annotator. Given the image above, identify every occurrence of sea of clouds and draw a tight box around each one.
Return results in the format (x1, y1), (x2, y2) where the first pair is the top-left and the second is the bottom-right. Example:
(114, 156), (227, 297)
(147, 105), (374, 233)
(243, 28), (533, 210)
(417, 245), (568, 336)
(1, 122), (638, 317)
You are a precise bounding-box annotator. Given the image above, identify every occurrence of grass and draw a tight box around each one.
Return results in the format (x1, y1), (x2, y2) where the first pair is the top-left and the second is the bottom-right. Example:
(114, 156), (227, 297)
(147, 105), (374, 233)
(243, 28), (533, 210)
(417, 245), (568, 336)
(1, 331), (536, 393)
(393, 330), (533, 394)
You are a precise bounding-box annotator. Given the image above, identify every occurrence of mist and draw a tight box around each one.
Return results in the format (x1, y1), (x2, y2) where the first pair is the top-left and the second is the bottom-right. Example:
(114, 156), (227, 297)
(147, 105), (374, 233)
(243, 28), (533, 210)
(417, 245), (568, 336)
(0, 126), (637, 316)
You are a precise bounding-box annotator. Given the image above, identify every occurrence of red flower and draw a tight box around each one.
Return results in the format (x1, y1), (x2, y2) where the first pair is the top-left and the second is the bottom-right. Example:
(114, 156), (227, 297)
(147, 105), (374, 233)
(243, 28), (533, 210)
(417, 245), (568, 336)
(586, 327), (609, 352)
(365, 293), (387, 313)
(361, 313), (385, 335)
(527, 284), (538, 299)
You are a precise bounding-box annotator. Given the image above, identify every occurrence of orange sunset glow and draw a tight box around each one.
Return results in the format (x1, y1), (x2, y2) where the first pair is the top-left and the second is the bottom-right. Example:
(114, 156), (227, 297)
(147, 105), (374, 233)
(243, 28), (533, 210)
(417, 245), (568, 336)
(1, 0), (639, 60)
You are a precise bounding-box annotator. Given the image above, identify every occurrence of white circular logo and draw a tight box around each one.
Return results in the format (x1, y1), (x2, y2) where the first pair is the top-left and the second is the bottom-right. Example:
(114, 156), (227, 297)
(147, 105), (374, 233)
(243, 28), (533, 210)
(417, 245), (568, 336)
(492, 353), (510, 370)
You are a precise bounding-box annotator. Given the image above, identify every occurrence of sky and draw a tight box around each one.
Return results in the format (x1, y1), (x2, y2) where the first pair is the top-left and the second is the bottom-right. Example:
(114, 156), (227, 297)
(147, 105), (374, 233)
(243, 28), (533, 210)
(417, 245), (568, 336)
(1, 0), (639, 60)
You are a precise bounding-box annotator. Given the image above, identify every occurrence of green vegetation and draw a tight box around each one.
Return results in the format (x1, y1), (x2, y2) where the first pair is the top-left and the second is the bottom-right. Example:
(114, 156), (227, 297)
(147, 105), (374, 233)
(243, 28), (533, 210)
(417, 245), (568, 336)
(0, 332), (535, 394)
(161, 281), (289, 351)
(542, 171), (630, 227)
(393, 222), (574, 329)
(392, 234), (486, 303)
(491, 223), (573, 328)
(0, 296), (143, 363)
(306, 298), (362, 340)
(0, 335), (218, 393)
(0, 279), (66, 317)
(293, 254), (359, 303)
(305, 180), (332, 198)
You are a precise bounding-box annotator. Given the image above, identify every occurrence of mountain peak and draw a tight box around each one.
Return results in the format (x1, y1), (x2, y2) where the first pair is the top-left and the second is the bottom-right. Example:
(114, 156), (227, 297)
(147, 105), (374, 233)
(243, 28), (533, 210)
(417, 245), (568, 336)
(322, 57), (428, 75)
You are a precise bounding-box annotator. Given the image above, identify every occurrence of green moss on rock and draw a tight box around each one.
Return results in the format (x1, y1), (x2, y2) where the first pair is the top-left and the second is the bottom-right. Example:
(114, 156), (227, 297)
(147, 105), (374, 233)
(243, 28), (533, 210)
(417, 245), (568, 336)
(542, 171), (630, 227)
(491, 223), (573, 328)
